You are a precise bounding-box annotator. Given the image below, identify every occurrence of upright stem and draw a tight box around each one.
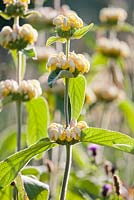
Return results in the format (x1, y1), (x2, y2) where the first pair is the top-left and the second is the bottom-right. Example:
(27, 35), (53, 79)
(16, 51), (22, 85)
(64, 78), (69, 128)
(14, 16), (19, 26)
(60, 39), (72, 200)
(66, 39), (70, 61)
(60, 145), (72, 200)
(16, 100), (21, 151)
(16, 42), (22, 151)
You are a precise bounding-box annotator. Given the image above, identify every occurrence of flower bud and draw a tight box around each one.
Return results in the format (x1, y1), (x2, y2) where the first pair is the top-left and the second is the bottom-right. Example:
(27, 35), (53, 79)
(77, 121), (88, 130)
(20, 24), (38, 44)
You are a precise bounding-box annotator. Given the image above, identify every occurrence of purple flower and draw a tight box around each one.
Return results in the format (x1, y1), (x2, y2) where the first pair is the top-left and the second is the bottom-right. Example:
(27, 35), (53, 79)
(88, 143), (100, 156)
(102, 184), (112, 197)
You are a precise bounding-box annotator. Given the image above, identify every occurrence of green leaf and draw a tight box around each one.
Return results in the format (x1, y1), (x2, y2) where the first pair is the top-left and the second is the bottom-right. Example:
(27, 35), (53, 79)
(67, 191), (85, 200)
(81, 127), (134, 153)
(69, 75), (86, 120)
(0, 11), (10, 20)
(26, 97), (50, 145)
(23, 48), (37, 59)
(46, 36), (66, 47)
(0, 185), (13, 200)
(0, 132), (26, 160)
(23, 175), (49, 200)
(48, 70), (73, 88)
(21, 167), (40, 177)
(73, 23), (94, 39)
(0, 138), (55, 188)
(119, 100), (134, 132)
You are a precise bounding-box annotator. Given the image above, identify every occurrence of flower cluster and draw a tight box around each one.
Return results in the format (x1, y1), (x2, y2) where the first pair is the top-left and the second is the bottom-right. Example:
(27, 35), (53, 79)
(47, 52), (90, 76)
(97, 37), (130, 58)
(3, 0), (30, 17)
(53, 13), (83, 37)
(93, 85), (119, 101)
(99, 7), (127, 25)
(48, 120), (88, 144)
(0, 24), (38, 50)
(0, 79), (42, 101)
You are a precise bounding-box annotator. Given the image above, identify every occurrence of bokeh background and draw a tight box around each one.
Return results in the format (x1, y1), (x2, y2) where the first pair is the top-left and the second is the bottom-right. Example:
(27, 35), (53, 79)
(0, 0), (134, 199)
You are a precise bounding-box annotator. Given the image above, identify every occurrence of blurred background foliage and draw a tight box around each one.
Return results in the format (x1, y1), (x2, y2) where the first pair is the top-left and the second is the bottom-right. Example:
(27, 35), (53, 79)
(1, 0), (134, 199)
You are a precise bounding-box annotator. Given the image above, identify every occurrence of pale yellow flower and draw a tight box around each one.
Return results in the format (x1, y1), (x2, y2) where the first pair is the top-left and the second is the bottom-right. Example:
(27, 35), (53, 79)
(97, 37), (130, 58)
(0, 80), (18, 98)
(47, 52), (90, 75)
(20, 0), (30, 4)
(48, 120), (88, 143)
(19, 80), (42, 100)
(99, 7), (127, 24)
(3, 0), (14, 4)
(20, 24), (38, 44)
(53, 13), (83, 32)
(0, 26), (13, 48)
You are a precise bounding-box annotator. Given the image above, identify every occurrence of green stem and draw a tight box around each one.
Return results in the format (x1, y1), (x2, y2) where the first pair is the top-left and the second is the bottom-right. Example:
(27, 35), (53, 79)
(60, 38), (72, 200)
(60, 145), (72, 200)
(16, 50), (22, 152)
(16, 100), (22, 151)
(14, 16), (19, 26)
(66, 39), (70, 61)
(64, 78), (69, 128)
(16, 51), (22, 85)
